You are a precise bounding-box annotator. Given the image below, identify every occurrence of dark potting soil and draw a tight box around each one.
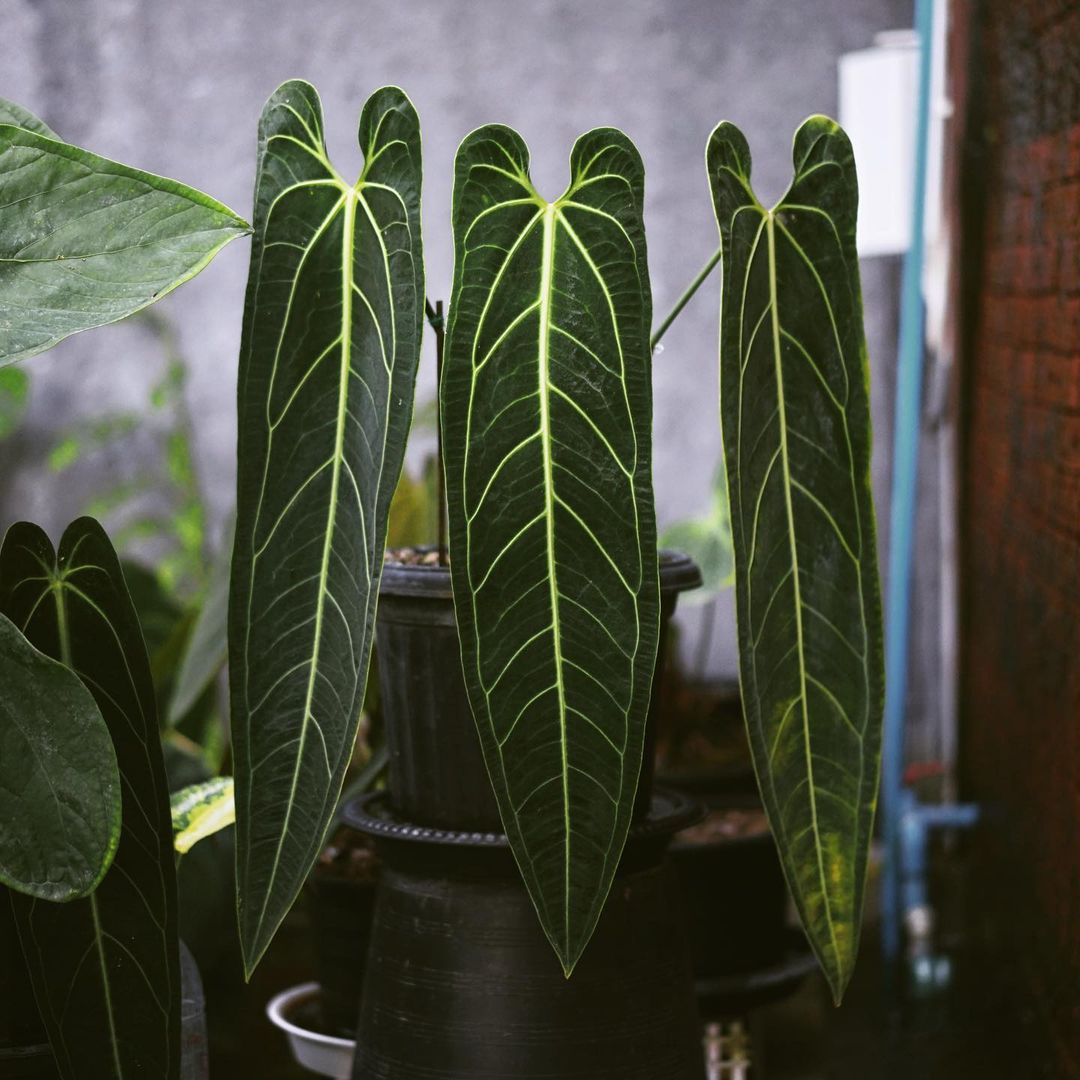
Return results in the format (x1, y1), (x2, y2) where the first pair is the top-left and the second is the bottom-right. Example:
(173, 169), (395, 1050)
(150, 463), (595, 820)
(315, 826), (379, 885)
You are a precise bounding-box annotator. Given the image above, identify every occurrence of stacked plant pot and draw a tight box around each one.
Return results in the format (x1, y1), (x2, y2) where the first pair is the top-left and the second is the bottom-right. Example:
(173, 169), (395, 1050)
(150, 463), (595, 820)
(344, 551), (705, 1080)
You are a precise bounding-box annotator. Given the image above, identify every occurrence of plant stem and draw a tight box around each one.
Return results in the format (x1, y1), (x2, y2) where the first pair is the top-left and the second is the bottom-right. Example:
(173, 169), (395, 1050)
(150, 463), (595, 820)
(650, 245), (722, 352)
(433, 300), (447, 566)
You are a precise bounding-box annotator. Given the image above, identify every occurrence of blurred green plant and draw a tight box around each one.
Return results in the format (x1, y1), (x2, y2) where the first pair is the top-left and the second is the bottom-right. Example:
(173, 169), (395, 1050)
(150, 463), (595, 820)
(47, 310), (208, 601)
(658, 466), (735, 683)
(659, 465), (735, 602)
(0, 367), (29, 439)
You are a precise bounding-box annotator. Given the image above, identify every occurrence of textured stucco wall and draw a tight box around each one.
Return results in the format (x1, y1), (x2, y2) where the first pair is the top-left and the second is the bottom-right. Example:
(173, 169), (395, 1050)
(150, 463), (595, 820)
(0, 0), (911, 677)
(957, 0), (1080, 1067)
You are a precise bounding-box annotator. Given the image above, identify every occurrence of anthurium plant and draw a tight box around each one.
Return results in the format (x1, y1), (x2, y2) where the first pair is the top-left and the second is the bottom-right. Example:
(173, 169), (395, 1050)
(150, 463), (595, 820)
(0, 74), (882, 1075)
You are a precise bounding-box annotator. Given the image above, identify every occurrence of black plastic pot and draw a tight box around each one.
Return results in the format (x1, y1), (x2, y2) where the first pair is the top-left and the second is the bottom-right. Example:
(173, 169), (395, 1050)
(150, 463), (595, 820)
(304, 835), (379, 1036)
(669, 801), (788, 980)
(377, 550), (702, 831)
(345, 789), (703, 1080)
(0, 1046), (57, 1079)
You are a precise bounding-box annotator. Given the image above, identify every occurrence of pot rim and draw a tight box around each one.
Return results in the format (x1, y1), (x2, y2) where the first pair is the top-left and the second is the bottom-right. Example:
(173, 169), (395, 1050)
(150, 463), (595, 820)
(380, 547), (703, 599)
(343, 786), (702, 847)
(0, 1043), (53, 1060)
(265, 982), (355, 1050)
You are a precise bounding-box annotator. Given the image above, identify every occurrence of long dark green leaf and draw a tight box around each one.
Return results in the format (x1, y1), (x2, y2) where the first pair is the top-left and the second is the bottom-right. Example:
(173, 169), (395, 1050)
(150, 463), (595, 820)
(0, 518), (180, 1077)
(0, 611), (120, 901)
(707, 117), (884, 1003)
(443, 125), (658, 973)
(0, 110), (248, 367)
(230, 81), (424, 975)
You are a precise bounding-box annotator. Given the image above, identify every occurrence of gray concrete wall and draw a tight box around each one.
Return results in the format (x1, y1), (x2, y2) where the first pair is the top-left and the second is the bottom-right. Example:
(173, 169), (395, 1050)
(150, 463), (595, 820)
(0, 0), (913, 682)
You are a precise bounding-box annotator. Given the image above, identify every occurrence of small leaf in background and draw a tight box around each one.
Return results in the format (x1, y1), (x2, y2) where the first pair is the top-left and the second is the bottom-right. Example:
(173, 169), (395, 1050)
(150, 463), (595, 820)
(385, 455), (439, 549)
(0, 99), (249, 367)
(0, 612), (120, 901)
(442, 125), (658, 974)
(707, 117), (884, 1004)
(230, 81), (424, 976)
(0, 518), (181, 1078)
(48, 319), (210, 605)
(0, 366), (29, 438)
(47, 434), (81, 471)
(660, 467), (736, 601)
(171, 779), (235, 855)
(167, 533), (230, 727)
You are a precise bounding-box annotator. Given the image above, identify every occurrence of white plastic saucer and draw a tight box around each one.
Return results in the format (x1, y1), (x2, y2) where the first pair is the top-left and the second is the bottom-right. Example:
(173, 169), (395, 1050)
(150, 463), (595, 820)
(266, 982), (356, 1079)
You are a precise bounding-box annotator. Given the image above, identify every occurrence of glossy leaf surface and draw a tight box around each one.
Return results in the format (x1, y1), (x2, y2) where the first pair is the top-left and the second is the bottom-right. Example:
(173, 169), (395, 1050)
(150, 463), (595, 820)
(0, 612), (119, 901)
(0, 112), (248, 366)
(443, 125), (657, 973)
(230, 81), (423, 975)
(707, 117), (884, 1002)
(0, 518), (180, 1077)
(0, 97), (56, 138)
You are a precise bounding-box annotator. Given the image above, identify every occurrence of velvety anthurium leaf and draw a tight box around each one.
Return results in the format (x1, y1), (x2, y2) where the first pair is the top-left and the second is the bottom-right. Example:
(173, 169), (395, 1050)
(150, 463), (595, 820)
(0, 611), (120, 901)
(0, 101), (249, 366)
(0, 518), (180, 1078)
(171, 778), (234, 855)
(706, 116), (884, 1004)
(442, 125), (658, 974)
(230, 81), (424, 976)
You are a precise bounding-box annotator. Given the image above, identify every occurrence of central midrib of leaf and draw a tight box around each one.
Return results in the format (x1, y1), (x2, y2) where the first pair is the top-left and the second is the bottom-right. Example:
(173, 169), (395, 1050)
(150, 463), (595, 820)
(535, 202), (572, 951)
(51, 574), (123, 1076)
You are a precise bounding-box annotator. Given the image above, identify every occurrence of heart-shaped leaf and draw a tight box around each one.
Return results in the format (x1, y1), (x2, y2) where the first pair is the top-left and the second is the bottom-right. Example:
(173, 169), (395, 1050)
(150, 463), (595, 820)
(0, 612), (120, 901)
(707, 116), (884, 1003)
(230, 81), (424, 975)
(0, 518), (180, 1077)
(0, 103), (249, 366)
(442, 125), (658, 973)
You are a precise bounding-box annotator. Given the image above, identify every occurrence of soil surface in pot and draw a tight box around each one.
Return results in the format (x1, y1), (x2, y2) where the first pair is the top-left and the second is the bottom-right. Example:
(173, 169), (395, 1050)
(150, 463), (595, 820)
(676, 807), (769, 845)
(384, 546), (446, 566)
(315, 825), (380, 884)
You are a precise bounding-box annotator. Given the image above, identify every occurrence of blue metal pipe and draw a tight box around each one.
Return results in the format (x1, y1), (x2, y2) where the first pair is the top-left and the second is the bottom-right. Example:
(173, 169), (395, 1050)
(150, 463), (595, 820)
(898, 790), (980, 915)
(880, 0), (937, 966)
